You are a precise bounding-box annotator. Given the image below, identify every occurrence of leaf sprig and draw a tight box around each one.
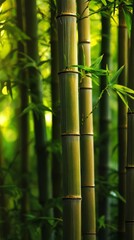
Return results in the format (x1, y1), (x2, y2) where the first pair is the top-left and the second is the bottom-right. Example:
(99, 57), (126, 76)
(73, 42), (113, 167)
(72, 56), (134, 111)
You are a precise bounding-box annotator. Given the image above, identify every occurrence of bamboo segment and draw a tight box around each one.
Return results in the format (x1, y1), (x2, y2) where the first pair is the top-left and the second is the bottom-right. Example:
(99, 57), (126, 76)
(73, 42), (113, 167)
(63, 199), (81, 240)
(77, 1), (96, 239)
(57, 0), (81, 239)
(126, 2), (134, 239)
(81, 136), (94, 187)
(60, 73), (79, 134)
(118, 4), (128, 240)
(58, 17), (77, 71)
(62, 136), (81, 196)
(80, 89), (93, 134)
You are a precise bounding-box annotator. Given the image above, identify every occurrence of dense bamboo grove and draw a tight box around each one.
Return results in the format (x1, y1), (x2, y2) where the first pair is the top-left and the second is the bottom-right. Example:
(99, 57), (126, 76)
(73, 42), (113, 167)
(0, 1), (134, 240)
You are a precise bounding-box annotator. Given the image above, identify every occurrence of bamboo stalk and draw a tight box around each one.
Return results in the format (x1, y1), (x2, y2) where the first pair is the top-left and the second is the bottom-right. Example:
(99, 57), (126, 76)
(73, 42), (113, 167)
(98, 7), (111, 240)
(24, 0), (53, 239)
(0, 129), (9, 239)
(118, 3), (128, 240)
(16, 1), (30, 239)
(57, 0), (81, 239)
(126, 1), (134, 240)
(50, 1), (62, 235)
(77, 1), (96, 240)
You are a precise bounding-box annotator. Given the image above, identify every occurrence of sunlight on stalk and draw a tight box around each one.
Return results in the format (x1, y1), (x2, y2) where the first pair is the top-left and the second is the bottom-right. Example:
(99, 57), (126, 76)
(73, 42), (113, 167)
(45, 112), (52, 127)
(0, 113), (7, 126)
(0, 109), (17, 142)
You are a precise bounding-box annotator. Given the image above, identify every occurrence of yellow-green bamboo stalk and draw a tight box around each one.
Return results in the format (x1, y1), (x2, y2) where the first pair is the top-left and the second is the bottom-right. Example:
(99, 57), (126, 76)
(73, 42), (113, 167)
(126, 2), (134, 239)
(77, 1), (96, 240)
(0, 129), (9, 239)
(57, 0), (81, 239)
(118, 4), (128, 240)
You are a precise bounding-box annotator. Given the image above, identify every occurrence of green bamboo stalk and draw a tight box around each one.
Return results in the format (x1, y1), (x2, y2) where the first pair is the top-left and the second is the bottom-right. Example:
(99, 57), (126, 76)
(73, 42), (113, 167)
(23, 0), (53, 239)
(50, 1), (62, 239)
(16, 1), (29, 239)
(126, 2), (134, 239)
(98, 8), (111, 240)
(118, 3), (128, 240)
(77, 1), (96, 240)
(0, 129), (9, 239)
(57, 0), (81, 239)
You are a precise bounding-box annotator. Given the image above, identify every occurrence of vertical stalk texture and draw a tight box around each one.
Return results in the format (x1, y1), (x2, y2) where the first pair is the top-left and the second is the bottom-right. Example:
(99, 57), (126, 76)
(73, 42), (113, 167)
(77, 1), (96, 240)
(118, 4), (128, 240)
(57, 0), (81, 239)
(98, 11), (110, 240)
(24, 0), (53, 239)
(16, 1), (29, 239)
(51, 1), (62, 236)
(126, 2), (134, 239)
(0, 129), (9, 239)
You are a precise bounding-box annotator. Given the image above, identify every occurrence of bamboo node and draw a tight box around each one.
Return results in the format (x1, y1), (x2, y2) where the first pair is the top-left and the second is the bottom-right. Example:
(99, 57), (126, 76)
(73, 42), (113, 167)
(61, 133), (80, 136)
(63, 195), (81, 200)
(80, 133), (94, 136)
(58, 69), (79, 74)
(126, 165), (134, 169)
(57, 12), (77, 18)
(80, 86), (92, 90)
(79, 40), (91, 44)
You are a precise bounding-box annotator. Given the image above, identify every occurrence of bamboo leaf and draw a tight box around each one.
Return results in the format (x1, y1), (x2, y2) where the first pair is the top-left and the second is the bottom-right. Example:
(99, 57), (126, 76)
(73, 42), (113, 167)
(108, 65), (124, 85)
(116, 90), (129, 108)
(37, 103), (52, 112)
(98, 215), (106, 229)
(3, 23), (30, 41)
(115, 190), (126, 203)
(37, 59), (51, 66)
(19, 103), (52, 117)
(72, 65), (108, 78)
(71, 55), (109, 84)
(113, 84), (134, 95)
(26, 214), (63, 226)
(90, 55), (104, 68)
(101, 0), (107, 6)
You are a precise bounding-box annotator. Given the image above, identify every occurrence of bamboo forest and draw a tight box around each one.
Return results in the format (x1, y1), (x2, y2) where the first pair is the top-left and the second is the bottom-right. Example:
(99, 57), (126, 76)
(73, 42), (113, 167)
(1, 0), (134, 239)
